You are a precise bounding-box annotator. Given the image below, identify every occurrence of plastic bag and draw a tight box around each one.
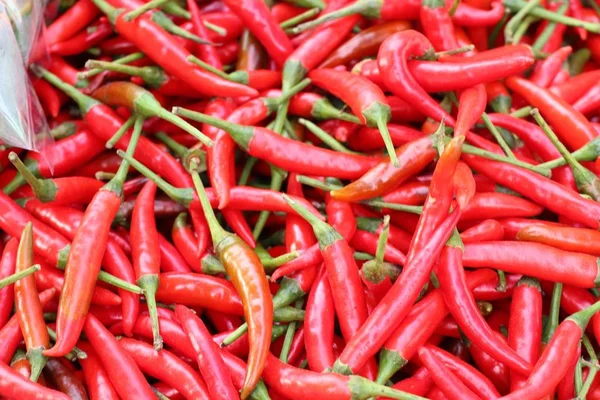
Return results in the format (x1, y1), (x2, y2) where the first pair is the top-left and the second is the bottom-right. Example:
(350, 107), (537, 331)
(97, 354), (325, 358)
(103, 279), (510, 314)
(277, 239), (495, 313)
(0, 0), (53, 151)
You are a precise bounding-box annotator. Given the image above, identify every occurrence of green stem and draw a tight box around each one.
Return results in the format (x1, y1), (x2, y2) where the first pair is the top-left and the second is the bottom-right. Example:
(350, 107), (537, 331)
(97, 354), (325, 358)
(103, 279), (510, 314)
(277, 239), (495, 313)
(0, 264), (39, 289)
(512, 15), (538, 44)
(462, 143), (551, 177)
(107, 115), (136, 149)
(281, 8), (320, 29)
(279, 299), (304, 362)
(80, 53), (144, 79)
(137, 275), (163, 350)
(296, 175), (341, 191)
(532, 2), (568, 51)
(123, 0), (172, 20)
(238, 157), (258, 186)
(154, 107), (213, 147)
(188, 55), (230, 80)
(481, 112), (516, 159)
(510, 106), (533, 118)
(190, 161), (228, 244)
(504, 0), (540, 44)
(488, 11), (511, 48)
(504, 0), (600, 33)
(366, 200), (423, 214)
(262, 250), (300, 270)
(203, 20), (226, 36)
(117, 150), (193, 205)
(151, 11), (214, 44)
(299, 118), (358, 154)
(543, 282), (563, 344)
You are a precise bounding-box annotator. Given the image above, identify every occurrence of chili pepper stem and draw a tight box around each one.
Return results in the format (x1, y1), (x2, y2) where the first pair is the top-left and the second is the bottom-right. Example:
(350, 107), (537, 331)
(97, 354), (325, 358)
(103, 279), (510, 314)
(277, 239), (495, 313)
(8, 152), (56, 201)
(26, 347), (46, 382)
(81, 53), (145, 79)
(2, 172), (27, 195)
(32, 65), (100, 114)
(504, 0), (600, 32)
(377, 349), (408, 385)
(532, 108), (600, 199)
(123, 0), (171, 21)
(0, 264), (39, 289)
(117, 150), (193, 205)
(188, 55), (231, 80)
(107, 115), (136, 149)
(289, 0), (377, 34)
(568, 300), (600, 328)
(349, 375), (428, 400)
(154, 108), (213, 148)
(137, 274), (163, 351)
(282, 194), (342, 247)
(281, 8), (320, 29)
(462, 142), (551, 176)
(151, 11), (214, 45)
(299, 118), (358, 154)
(538, 137), (600, 168)
(173, 107), (254, 150)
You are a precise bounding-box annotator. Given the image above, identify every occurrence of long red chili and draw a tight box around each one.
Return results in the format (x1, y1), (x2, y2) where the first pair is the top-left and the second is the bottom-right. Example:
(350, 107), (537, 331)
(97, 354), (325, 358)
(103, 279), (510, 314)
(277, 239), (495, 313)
(175, 305), (238, 400)
(463, 241), (600, 288)
(190, 165), (272, 399)
(437, 233), (532, 375)
(15, 223), (50, 382)
(0, 239), (17, 328)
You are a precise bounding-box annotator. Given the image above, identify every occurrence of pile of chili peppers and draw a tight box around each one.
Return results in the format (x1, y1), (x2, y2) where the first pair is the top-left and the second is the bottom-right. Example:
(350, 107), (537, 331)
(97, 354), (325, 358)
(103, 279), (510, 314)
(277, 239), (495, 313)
(6, 0), (600, 398)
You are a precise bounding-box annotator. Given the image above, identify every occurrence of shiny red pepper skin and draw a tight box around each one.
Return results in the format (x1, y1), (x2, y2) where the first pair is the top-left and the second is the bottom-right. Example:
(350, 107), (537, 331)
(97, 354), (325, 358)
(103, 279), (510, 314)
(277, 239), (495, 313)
(156, 272), (244, 314)
(24, 200), (138, 335)
(44, 0), (100, 46)
(119, 338), (211, 399)
(223, 0), (293, 67)
(464, 154), (600, 229)
(506, 76), (598, 150)
(305, 265), (335, 372)
(175, 305), (238, 400)
(49, 17), (113, 56)
(331, 136), (436, 202)
(78, 341), (120, 400)
(455, 85), (487, 137)
(420, 0), (459, 52)
(463, 241), (600, 288)
(460, 219), (504, 243)
(0, 358), (69, 400)
(0, 239), (17, 328)
(83, 314), (155, 399)
(438, 241), (532, 375)
(378, 30), (454, 123)
(508, 277), (542, 390)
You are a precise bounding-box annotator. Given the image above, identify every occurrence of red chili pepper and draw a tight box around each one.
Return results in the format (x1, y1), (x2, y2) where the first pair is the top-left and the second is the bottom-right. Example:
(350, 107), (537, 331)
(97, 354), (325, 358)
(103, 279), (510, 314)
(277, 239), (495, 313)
(0, 239), (17, 329)
(333, 207), (460, 375)
(378, 30), (454, 123)
(464, 154), (600, 229)
(463, 241), (600, 288)
(350, 230), (406, 265)
(460, 219), (504, 243)
(78, 341), (119, 400)
(330, 135), (436, 202)
(418, 346), (481, 400)
(50, 17), (113, 56)
(309, 68), (399, 165)
(420, 0), (459, 52)
(320, 21), (411, 68)
(92, 0), (258, 98)
(0, 358), (69, 400)
(83, 314), (155, 399)
(190, 162), (272, 399)
(287, 91), (361, 123)
(424, 344), (501, 399)
(530, 46), (573, 88)
(23, 200), (139, 336)
(0, 288), (55, 365)
(387, 366), (433, 397)
(376, 269), (496, 384)
(304, 265), (335, 372)
(44, 0), (101, 46)
(172, 213), (204, 271)
(36, 66), (193, 189)
(223, 0), (292, 67)
(10, 155), (103, 204)
(517, 224), (600, 255)
(263, 353), (426, 400)
(32, 77), (62, 118)
(455, 85), (487, 137)
(129, 181), (162, 349)
(44, 358), (88, 399)
(502, 302), (600, 399)
(187, 0), (222, 69)
(506, 76), (598, 150)
(508, 277), (542, 390)
(438, 233), (532, 375)
(175, 305), (238, 400)
(460, 192), (543, 221)
(174, 108), (382, 180)
(118, 337), (211, 399)
(44, 112), (142, 357)
(357, 43), (535, 92)
(15, 223), (50, 382)
(550, 70), (600, 103)
(573, 81), (600, 115)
